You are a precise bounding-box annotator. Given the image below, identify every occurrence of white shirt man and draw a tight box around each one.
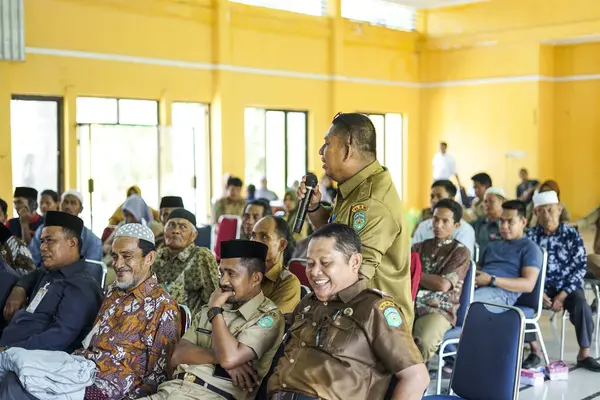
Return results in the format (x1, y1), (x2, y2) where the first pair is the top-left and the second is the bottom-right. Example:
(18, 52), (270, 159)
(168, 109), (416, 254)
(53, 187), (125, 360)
(432, 142), (456, 181)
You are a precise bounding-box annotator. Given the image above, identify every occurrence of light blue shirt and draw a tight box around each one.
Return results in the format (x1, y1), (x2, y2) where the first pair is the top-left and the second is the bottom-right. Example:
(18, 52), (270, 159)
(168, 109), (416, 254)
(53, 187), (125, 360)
(29, 224), (103, 267)
(412, 218), (476, 259)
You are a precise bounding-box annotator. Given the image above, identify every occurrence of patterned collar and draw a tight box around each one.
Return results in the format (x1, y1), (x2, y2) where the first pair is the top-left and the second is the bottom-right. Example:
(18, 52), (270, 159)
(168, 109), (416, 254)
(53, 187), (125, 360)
(532, 223), (566, 237)
(111, 274), (160, 301)
(158, 243), (196, 263)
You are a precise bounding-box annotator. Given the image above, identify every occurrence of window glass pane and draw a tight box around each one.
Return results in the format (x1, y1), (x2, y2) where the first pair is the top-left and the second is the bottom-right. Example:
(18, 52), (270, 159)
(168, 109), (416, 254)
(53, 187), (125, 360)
(286, 112), (307, 189)
(76, 97), (118, 124)
(11, 99), (59, 198)
(368, 114), (386, 165)
(342, 0), (416, 31)
(385, 113), (403, 198)
(230, 0), (325, 16)
(265, 111), (286, 198)
(244, 108), (267, 191)
(118, 99), (158, 126)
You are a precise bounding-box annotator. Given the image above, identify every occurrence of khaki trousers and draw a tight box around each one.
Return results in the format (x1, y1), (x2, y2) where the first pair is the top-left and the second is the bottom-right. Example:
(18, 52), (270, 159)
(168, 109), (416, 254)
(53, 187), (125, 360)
(412, 313), (452, 361)
(142, 379), (226, 400)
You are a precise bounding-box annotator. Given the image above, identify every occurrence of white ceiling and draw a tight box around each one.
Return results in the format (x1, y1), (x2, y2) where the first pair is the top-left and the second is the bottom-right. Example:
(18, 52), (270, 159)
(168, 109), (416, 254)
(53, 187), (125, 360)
(387, 0), (488, 9)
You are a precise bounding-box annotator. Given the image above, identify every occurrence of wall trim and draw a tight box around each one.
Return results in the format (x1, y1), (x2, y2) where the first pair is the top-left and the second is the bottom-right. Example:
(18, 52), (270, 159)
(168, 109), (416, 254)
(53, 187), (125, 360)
(24, 47), (600, 89)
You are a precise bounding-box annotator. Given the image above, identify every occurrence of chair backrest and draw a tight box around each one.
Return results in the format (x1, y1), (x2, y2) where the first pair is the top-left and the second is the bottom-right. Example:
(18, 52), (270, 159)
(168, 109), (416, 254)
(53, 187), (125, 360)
(514, 247), (548, 319)
(288, 258), (311, 288)
(451, 301), (525, 400)
(101, 226), (115, 243)
(194, 224), (212, 249)
(300, 285), (311, 298)
(214, 215), (241, 260)
(410, 252), (422, 301)
(473, 242), (480, 263)
(178, 303), (192, 336)
(456, 261), (476, 328)
(85, 259), (108, 289)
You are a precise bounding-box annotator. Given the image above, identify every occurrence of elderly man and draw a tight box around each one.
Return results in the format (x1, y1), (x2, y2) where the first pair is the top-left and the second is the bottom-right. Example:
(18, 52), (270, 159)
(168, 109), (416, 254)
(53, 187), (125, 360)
(145, 240), (284, 400)
(29, 189), (102, 267)
(213, 177), (247, 224)
(298, 112), (414, 328)
(413, 180), (475, 257)
(471, 187), (505, 254)
(6, 187), (44, 244)
(0, 211), (103, 352)
(412, 199), (470, 362)
(523, 191), (600, 371)
(241, 199), (273, 240)
(0, 223), (35, 276)
(268, 223), (429, 399)
(251, 216), (300, 314)
(153, 209), (219, 316)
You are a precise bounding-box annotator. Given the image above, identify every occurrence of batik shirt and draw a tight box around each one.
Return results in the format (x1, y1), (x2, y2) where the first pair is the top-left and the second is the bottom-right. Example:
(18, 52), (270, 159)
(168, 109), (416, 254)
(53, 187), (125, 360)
(0, 236), (35, 276)
(75, 275), (180, 399)
(526, 224), (587, 294)
(412, 238), (470, 326)
(153, 244), (220, 317)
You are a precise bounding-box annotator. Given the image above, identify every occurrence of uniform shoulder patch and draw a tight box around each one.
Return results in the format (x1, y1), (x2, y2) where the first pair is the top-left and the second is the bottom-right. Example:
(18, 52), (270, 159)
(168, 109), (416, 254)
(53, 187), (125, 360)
(257, 314), (275, 328)
(377, 300), (396, 311)
(383, 307), (403, 327)
(367, 288), (391, 298)
(351, 204), (368, 213)
(352, 211), (367, 231)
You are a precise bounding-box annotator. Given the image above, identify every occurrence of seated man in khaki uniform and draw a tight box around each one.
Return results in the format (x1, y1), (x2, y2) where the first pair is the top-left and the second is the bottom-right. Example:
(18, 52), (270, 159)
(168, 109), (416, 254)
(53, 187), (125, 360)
(146, 240), (284, 400)
(267, 224), (429, 400)
(251, 216), (301, 314)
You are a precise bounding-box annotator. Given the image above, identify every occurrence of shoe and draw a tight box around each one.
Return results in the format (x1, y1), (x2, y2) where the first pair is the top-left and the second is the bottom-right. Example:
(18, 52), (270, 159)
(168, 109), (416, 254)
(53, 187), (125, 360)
(577, 357), (600, 372)
(522, 353), (542, 369)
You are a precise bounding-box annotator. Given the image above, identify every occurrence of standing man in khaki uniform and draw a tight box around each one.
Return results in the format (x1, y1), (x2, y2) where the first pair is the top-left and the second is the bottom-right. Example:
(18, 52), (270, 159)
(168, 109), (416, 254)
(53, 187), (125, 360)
(267, 224), (428, 399)
(297, 112), (414, 327)
(145, 240), (284, 400)
(572, 205), (600, 279)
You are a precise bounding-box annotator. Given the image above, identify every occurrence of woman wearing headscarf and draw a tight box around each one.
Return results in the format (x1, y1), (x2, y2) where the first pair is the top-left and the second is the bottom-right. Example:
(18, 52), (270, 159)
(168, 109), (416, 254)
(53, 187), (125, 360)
(283, 190), (309, 241)
(527, 180), (571, 228)
(108, 185), (160, 226)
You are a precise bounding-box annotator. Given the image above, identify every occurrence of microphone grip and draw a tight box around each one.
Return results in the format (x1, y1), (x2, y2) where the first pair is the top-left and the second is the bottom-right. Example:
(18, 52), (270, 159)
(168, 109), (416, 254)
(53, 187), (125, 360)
(293, 186), (315, 234)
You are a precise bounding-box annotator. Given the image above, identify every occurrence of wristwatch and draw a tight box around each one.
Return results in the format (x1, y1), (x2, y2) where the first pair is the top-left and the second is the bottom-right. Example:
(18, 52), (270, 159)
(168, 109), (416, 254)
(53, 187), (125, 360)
(207, 307), (223, 323)
(490, 275), (497, 287)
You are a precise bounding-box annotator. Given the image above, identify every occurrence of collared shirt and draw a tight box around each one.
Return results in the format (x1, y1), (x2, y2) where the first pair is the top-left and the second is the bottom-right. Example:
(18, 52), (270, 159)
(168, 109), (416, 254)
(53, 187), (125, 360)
(256, 189), (279, 202)
(412, 218), (476, 258)
(177, 291), (284, 400)
(6, 214), (44, 240)
(74, 275), (180, 399)
(471, 217), (501, 254)
(331, 160), (414, 328)
(412, 239), (470, 325)
(213, 197), (247, 224)
(268, 279), (423, 399)
(0, 259), (103, 352)
(29, 225), (102, 267)
(526, 224), (587, 295)
(0, 236), (35, 276)
(432, 152), (456, 181)
(262, 261), (301, 314)
(153, 244), (220, 316)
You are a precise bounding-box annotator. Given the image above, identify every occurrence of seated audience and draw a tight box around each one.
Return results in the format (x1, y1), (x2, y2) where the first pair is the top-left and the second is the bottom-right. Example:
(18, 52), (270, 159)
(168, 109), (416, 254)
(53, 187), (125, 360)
(412, 199), (470, 362)
(268, 224), (429, 400)
(29, 189), (102, 267)
(0, 211), (103, 352)
(523, 191), (600, 371)
(257, 176), (279, 201)
(251, 216), (301, 314)
(463, 173), (492, 223)
(527, 180), (571, 228)
(283, 190), (309, 240)
(471, 187), (505, 254)
(213, 177), (247, 224)
(108, 185), (160, 226)
(247, 184), (256, 201)
(571, 204), (600, 280)
(153, 209), (219, 316)
(159, 196), (184, 225)
(39, 189), (59, 217)
(0, 224), (35, 276)
(7, 187), (44, 244)
(241, 199), (273, 239)
(145, 240), (284, 400)
(473, 200), (542, 308)
(0, 198), (7, 225)
(412, 180), (475, 256)
(516, 168), (539, 203)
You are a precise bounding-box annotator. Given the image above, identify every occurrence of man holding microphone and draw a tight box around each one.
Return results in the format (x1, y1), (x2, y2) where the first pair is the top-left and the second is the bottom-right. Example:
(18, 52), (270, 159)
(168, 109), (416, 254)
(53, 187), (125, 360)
(297, 112), (413, 328)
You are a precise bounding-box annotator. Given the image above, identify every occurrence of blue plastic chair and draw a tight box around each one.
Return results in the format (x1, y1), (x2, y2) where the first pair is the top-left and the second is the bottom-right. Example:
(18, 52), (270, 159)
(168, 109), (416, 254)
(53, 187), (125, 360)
(85, 259), (108, 289)
(424, 301), (525, 400)
(435, 260), (476, 394)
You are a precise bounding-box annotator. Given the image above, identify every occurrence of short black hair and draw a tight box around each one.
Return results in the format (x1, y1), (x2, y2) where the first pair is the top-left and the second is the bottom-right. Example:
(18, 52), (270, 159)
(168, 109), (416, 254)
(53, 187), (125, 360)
(138, 239), (156, 257)
(502, 200), (527, 218)
(431, 180), (457, 198)
(247, 184), (256, 194)
(61, 227), (82, 253)
(245, 199), (272, 216)
(227, 177), (243, 188)
(0, 198), (7, 216)
(471, 172), (492, 187)
(433, 198), (463, 223)
(41, 190), (59, 203)
(309, 223), (361, 261)
(331, 113), (377, 157)
(240, 257), (266, 276)
(264, 216), (290, 240)
(440, 141), (448, 147)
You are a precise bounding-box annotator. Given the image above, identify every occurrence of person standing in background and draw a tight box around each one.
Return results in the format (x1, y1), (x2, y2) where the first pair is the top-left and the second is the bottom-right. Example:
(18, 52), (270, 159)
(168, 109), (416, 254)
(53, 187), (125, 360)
(516, 168), (539, 204)
(432, 142), (456, 181)
(212, 177), (246, 224)
(257, 177), (279, 201)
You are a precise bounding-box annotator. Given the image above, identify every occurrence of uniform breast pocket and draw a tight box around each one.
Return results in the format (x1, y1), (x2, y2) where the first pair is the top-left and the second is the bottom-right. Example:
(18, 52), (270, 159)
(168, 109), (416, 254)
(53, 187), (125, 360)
(323, 317), (356, 353)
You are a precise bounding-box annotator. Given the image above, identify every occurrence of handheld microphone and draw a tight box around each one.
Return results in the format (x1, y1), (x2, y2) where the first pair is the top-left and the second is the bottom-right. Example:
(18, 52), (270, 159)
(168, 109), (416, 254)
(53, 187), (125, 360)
(293, 173), (319, 234)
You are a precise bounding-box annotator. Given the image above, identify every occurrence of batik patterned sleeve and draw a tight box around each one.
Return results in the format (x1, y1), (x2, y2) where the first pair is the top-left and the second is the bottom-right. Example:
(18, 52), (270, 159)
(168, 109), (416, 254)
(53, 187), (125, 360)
(184, 248), (220, 305)
(562, 230), (587, 295)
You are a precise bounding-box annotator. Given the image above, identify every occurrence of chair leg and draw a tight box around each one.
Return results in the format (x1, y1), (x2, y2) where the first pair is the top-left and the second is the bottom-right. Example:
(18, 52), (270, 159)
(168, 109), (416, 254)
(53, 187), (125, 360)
(550, 312), (560, 343)
(560, 311), (568, 361)
(436, 352), (444, 395)
(534, 322), (551, 365)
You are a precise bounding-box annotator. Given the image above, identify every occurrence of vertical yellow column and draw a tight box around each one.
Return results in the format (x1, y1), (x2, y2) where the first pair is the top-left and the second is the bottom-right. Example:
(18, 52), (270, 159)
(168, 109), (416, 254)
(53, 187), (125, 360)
(327, 0), (344, 115)
(63, 88), (77, 191)
(0, 66), (13, 215)
(536, 45), (555, 181)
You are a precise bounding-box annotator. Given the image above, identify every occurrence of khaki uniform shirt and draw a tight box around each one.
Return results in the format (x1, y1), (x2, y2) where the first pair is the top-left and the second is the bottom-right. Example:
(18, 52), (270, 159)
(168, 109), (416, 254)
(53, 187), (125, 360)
(267, 280), (423, 399)
(213, 197), (247, 224)
(177, 292), (284, 399)
(330, 160), (414, 328)
(153, 244), (220, 316)
(262, 261), (301, 314)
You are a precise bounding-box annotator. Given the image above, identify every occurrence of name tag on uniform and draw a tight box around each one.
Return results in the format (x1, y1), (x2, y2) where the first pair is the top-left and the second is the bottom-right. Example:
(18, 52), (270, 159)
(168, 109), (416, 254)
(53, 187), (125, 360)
(26, 283), (50, 313)
(81, 322), (100, 349)
(196, 328), (212, 335)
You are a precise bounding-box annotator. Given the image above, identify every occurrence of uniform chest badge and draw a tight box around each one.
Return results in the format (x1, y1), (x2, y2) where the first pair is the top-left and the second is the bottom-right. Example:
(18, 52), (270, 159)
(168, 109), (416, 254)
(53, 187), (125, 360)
(343, 308), (353, 316)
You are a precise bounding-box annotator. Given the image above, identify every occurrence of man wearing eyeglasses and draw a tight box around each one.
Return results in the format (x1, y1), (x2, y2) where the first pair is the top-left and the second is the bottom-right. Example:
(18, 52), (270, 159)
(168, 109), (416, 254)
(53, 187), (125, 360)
(297, 112), (414, 328)
(268, 223), (429, 400)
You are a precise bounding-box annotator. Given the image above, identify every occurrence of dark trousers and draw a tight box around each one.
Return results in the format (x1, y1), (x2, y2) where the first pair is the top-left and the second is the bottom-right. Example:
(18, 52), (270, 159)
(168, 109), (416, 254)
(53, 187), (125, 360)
(0, 372), (38, 399)
(525, 289), (594, 348)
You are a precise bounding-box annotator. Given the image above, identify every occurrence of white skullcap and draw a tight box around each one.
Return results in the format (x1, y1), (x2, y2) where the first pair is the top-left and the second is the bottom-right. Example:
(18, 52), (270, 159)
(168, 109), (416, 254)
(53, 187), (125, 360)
(484, 187), (505, 199)
(114, 223), (155, 245)
(533, 190), (559, 208)
(61, 189), (84, 204)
